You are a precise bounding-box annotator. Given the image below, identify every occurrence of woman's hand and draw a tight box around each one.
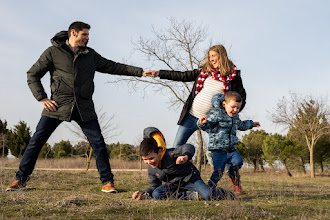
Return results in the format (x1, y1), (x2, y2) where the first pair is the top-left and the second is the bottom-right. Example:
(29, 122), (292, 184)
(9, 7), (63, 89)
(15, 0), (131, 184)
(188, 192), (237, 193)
(142, 70), (159, 78)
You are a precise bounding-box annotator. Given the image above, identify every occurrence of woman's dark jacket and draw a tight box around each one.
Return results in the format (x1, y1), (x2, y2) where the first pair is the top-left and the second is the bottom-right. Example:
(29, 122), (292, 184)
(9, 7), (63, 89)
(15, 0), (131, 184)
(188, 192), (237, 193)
(158, 69), (246, 125)
(143, 144), (201, 195)
(27, 31), (143, 122)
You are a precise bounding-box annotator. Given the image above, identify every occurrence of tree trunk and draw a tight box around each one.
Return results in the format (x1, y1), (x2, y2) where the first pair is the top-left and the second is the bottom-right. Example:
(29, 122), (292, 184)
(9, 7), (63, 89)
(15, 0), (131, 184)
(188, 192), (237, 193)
(86, 148), (93, 171)
(310, 148), (315, 178)
(300, 157), (306, 174)
(196, 129), (203, 172)
(119, 144), (122, 160)
(283, 159), (292, 177)
(253, 159), (257, 172)
(1, 134), (5, 158)
(259, 159), (265, 172)
(320, 161), (324, 173)
(140, 156), (142, 171)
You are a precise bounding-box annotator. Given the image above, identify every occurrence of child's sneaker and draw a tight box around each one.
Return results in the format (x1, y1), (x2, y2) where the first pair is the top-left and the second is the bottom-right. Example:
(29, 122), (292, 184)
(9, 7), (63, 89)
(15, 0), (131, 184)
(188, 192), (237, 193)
(101, 182), (118, 193)
(6, 180), (27, 191)
(186, 191), (199, 201)
(233, 185), (245, 195)
(229, 178), (245, 195)
(229, 170), (245, 195)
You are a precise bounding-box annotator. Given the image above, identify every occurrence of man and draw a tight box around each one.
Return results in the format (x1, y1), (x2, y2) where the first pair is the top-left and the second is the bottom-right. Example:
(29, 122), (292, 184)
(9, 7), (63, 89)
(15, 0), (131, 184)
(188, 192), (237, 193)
(132, 127), (235, 200)
(6, 21), (145, 193)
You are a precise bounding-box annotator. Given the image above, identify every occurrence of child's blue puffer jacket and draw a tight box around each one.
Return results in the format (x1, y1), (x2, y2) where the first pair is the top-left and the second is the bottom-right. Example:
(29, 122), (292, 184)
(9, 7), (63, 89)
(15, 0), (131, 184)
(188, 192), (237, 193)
(197, 93), (254, 152)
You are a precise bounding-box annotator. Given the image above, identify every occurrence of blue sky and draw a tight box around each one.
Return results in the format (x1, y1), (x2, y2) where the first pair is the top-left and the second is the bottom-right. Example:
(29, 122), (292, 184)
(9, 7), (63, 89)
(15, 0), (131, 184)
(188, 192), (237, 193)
(0, 0), (329, 148)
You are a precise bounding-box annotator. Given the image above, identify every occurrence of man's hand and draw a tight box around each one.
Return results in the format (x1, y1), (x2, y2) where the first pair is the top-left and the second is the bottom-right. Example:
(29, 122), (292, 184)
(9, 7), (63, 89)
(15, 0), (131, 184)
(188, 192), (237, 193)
(132, 191), (145, 200)
(199, 116), (207, 125)
(40, 98), (58, 112)
(176, 155), (189, 164)
(142, 70), (159, 78)
(253, 122), (260, 127)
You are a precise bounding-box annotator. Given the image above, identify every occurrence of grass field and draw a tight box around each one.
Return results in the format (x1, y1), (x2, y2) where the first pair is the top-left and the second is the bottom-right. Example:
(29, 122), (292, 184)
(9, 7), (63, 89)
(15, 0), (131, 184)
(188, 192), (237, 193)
(0, 158), (329, 219)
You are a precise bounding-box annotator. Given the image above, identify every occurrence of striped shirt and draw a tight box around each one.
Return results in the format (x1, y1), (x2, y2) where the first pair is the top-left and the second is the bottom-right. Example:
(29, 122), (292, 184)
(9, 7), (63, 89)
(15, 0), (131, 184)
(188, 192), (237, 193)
(189, 76), (225, 119)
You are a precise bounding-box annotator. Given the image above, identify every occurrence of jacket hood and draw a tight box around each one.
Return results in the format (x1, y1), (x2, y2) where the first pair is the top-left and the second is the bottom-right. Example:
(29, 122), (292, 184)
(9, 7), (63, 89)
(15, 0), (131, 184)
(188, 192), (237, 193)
(211, 93), (225, 109)
(143, 127), (166, 164)
(50, 31), (68, 47)
(143, 127), (166, 146)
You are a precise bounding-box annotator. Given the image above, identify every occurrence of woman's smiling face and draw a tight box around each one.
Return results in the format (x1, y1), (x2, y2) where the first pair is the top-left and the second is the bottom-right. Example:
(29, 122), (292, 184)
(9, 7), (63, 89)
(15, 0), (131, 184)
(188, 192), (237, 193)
(209, 50), (220, 69)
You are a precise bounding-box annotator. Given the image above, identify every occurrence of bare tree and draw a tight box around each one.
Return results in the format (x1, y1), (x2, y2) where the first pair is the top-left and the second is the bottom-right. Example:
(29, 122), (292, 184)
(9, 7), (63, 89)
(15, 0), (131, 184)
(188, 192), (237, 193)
(67, 107), (120, 145)
(0, 119), (9, 158)
(0, 133), (9, 158)
(108, 17), (211, 170)
(271, 93), (330, 178)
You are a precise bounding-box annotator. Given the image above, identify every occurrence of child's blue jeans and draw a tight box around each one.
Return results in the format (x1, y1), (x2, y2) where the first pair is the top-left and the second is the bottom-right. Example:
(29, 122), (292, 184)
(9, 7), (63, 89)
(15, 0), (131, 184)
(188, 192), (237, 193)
(208, 150), (243, 187)
(151, 178), (230, 200)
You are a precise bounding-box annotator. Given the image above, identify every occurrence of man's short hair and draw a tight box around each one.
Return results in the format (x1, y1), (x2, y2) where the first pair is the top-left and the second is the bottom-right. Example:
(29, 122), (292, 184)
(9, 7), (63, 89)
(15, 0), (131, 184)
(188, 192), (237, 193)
(225, 91), (242, 103)
(140, 138), (160, 156)
(68, 21), (91, 38)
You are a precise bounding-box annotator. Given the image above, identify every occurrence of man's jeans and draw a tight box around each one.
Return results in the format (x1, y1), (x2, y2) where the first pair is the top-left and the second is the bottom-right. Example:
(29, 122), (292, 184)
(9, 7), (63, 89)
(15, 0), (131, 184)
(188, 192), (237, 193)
(172, 113), (199, 148)
(151, 178), (229, 200)
(16, 115), (114, 184)
(208, 150), (243, 187)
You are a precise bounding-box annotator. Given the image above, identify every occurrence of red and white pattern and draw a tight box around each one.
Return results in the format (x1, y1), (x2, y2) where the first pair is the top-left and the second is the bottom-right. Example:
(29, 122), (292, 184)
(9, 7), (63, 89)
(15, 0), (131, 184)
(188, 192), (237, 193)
(195, 67), (237, 95)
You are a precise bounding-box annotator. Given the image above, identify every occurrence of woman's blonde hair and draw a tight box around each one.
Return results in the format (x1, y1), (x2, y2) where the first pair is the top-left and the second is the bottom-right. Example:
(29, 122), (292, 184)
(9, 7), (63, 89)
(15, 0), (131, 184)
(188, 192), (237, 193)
(201, 45), (235, 77)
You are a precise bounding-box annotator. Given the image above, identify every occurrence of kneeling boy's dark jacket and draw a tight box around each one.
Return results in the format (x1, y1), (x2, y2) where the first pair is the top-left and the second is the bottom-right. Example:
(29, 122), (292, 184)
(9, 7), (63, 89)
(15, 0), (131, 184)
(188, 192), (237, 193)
(143, 144), (200, 196)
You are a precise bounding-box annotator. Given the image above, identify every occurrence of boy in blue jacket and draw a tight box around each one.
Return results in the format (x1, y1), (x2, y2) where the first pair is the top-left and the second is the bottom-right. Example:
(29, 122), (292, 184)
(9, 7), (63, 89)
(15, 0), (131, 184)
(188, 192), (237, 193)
(197, 92), (260, 195)
(132, 127), (235, 200)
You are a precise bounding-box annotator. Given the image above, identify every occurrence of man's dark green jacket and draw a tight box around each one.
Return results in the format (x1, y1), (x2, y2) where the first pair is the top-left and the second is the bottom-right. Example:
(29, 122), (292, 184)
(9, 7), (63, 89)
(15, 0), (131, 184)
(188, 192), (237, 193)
(27, 31), (143, 122)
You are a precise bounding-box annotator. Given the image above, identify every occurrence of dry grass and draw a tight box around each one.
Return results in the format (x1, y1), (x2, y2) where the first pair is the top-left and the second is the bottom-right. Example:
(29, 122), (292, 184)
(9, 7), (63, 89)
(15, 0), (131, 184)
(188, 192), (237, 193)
(0, 157), (148, 170)
(1, 158), (329, 219)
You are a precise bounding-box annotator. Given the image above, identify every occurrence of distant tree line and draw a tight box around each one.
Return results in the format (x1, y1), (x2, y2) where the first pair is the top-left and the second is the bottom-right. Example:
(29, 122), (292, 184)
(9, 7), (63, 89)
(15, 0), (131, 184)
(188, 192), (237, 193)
(0, 119), (139, 160)
(236, 94), (330, 177)
(237, 129), (330, 176)
(0, 120), (31, 158)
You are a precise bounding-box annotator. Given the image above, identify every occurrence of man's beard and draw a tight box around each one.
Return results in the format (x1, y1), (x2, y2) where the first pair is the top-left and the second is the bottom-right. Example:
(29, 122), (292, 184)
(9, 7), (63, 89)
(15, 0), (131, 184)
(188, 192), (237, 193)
(78, 40), (88, 47)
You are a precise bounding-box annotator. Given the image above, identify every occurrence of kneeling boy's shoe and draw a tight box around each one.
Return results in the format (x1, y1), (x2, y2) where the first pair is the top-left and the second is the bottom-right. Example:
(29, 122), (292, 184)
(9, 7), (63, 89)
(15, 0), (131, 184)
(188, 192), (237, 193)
(6, 180), (27, 191)
(101, 182), (118, 193)
(228, 191), (237, 200)
(186, 191), (199, 201)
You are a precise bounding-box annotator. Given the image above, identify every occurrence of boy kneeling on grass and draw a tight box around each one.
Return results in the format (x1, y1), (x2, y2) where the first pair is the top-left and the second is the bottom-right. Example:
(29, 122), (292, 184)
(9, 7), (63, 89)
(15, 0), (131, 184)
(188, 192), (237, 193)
(132, 127), (235, 201)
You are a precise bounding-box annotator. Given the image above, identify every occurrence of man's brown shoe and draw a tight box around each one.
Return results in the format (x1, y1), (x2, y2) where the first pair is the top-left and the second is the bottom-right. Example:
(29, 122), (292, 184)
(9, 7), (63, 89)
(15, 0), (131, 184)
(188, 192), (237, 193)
(101, 182), (118, 193)
(6, 180), (27, 191)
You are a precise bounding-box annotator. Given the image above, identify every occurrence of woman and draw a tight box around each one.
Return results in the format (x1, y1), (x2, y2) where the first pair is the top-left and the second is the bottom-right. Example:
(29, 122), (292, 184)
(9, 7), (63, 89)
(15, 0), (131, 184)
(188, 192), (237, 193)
(144, 45), (246, 148)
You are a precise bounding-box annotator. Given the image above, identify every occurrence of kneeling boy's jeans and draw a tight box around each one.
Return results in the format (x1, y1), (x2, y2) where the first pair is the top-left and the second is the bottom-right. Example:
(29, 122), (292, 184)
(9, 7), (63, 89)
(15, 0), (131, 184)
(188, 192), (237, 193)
(151, 178), (229, 200)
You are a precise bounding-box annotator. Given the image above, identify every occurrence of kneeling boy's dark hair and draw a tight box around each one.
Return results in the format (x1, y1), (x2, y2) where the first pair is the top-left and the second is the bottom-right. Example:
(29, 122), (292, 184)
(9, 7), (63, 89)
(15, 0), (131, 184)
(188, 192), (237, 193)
(140, 138), (160, 156)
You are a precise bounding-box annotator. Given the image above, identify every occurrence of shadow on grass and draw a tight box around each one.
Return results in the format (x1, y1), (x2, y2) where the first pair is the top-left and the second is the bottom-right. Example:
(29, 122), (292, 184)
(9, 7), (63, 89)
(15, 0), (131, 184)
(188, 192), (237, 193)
(240, 189), (329, 202)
